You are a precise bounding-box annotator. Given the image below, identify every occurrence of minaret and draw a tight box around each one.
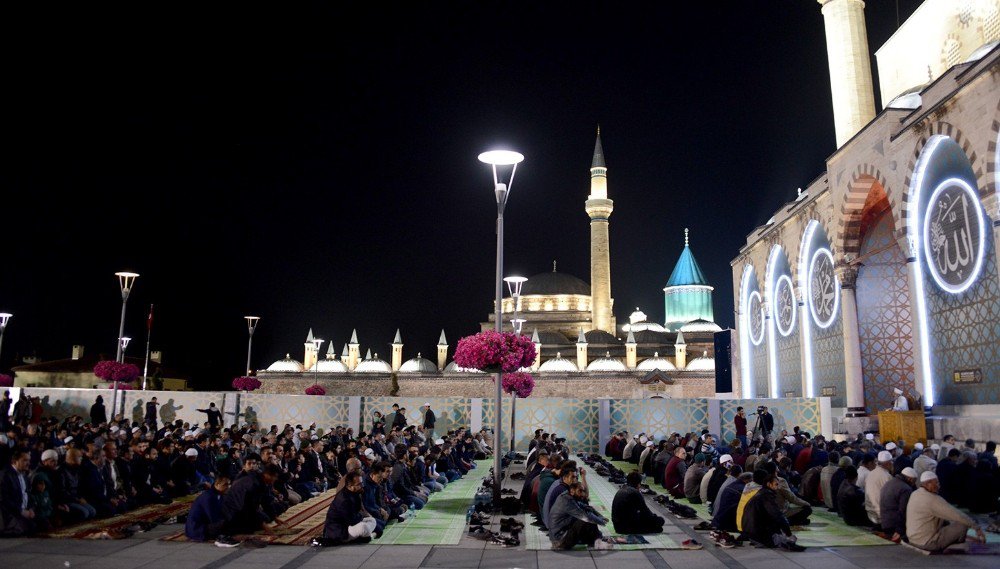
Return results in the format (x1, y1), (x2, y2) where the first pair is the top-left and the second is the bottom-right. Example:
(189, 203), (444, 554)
(304, 328), (318, 371)
(348, 329), (360, 371)
(531, 328), (542, 371)
(675, 330), (687, 370)
(576, 328), (588, 371)
(625, 330), (637, 369)
(325, 342), (336, 360)
(818, 0), (876, 147)
(436, 330), (448, 371)
(586, 127), (615, 334)
(391, 329), (403, 372)
(340, 343), (350, 366)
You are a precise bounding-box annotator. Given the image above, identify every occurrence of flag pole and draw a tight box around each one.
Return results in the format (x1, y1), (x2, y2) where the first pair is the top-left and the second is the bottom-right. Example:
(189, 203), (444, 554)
(142, 304), (153, 390)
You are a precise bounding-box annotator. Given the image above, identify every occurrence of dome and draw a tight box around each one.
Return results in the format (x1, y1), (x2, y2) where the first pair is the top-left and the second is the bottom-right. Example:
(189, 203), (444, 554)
(443, 361), (484, 373)
(637, 352), (677, 371)
(622, 321), (667, 333)
(309, 357), (349, 373)
(680, 319), (722, 333)
(628, 308), (648, 324)
(514, 269), (590, 297)
(400, 354), (437, 373)
(538, 352), (578, 372)
(354, 354), (393, 373)
(584, 330), (618, 344)
(536, 330), (573, 345)
(686, 352), (715, 371)
(586, 353), (626, 372)
(965, 41), (999, 63)
(267, 354), (304, 372)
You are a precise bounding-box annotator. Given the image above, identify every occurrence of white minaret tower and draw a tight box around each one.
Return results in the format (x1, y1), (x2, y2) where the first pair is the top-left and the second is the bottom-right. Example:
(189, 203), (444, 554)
(436, 330), (448, 371)
(576, 328), (589, 371)
(531, 328), (542, 371)
(391, 329), (403, 372)
(818, 0), (876, 147)
(675, 330), (688, 370)
(304, 328), (319, 371)
(625, 330), (637, 369)
(586, 127), (616, 334)
(348, 329), (360, 371)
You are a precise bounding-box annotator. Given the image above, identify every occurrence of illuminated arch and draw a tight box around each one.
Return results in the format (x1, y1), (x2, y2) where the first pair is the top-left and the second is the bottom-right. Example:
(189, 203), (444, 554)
(838, 165), (896, 260)
(738, 264), (759, 397)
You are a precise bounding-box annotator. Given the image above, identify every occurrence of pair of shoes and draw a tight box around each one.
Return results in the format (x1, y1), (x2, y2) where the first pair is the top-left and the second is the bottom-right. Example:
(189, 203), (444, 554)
(694, 521), (713, 531)
(715, 535), (737, 549)
(489, 534), (519, 547)
(215, 535), (240, 548)
(468, 526), (493, 540)
(681, 538), (703, 550)
(500, 517), (523, 528)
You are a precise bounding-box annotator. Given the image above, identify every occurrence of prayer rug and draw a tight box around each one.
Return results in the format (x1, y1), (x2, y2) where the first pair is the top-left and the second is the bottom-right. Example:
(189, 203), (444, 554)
(43, 495), (196, 540)
(376, 472), (483, 545)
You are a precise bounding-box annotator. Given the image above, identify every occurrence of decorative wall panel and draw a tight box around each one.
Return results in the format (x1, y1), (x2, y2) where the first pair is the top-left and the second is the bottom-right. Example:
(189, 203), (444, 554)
(240, 393), (353, 431)
(719, 398), (821, 444)
(812, 316), (846, 407)
(776, 333), (802, 398)
(608, 398), (709, 443)
(361, 397), (470, 436)
(751, 345), (769, 398)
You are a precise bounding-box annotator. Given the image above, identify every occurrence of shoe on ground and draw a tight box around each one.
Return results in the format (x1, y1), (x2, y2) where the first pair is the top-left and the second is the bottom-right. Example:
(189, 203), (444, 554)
(215, 536), (240, 548)
(681, 538), (703, 549)
(694, 521), (713, 531)
(716, 536), (736, 549)
(594, 537), (615, 550)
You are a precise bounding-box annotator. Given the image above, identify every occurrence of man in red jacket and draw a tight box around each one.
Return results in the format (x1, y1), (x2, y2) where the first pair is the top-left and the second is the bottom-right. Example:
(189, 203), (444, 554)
(662, 447), (688, 498)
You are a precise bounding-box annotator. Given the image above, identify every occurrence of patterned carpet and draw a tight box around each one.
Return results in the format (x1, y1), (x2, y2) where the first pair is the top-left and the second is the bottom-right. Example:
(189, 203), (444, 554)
(524, 456), (684, 551)
(608, 459), (895, 547)
(43, 495), (196, 539)
(376, 471), (482, 545)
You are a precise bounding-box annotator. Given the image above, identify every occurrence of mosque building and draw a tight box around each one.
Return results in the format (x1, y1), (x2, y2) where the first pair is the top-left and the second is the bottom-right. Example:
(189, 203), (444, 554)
(730, 0), (1000, 433)
(257, 130), (725, 397)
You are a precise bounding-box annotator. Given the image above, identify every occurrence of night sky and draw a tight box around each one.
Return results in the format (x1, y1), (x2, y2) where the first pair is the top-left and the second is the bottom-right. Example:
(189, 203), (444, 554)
(3, 2), (922, 389)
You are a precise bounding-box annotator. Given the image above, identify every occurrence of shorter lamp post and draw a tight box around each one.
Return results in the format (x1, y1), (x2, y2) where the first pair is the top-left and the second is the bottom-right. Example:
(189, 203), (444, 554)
(0, 312), (12, 370)
(504, 276), (527, 453)
(111, 336), (131, 418)
(312, 338), (323, 377)
(245, 316), (260, 375)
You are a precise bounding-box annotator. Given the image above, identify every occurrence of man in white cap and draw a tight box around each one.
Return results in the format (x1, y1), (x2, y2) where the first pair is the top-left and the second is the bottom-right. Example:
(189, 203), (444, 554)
(890, 387), (909, 411)
(421, 403), (436, 441)
(638, 440), (656, 477)
(864, 450), (895, 528)
(622, 434), (639, 462)
(879, 466), (918, 542)
(702, 453), (734, 507)
(906, 471), (984, 552)
(915, 445), (939, 477)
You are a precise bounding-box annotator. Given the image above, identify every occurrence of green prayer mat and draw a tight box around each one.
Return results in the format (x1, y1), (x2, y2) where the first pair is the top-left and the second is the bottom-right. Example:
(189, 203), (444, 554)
(524, 456), (684, 550)
(376, 470), (483, 545)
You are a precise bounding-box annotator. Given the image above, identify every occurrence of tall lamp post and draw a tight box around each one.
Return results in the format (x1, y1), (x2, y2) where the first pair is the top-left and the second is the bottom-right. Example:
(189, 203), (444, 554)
(504, 276), (527, 453)
(479, 148), (524, 504)
(0, 312), (12, 371)
(113, 271), (138, 419)
(245, 316), (260, 375)
(312, 337), (323, 377)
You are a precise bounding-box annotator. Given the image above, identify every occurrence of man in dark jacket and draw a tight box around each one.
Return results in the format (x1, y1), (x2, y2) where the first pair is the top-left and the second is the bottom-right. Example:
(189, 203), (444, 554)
(197, 403), (223, 430)
(612, 472), (663, 534)
(90, 396), (107, 425)
(79, 449), (113, 517)
(0, 391), (11, 430)
(740, 473), (803, 551)
(549, 482), (606, 549)
(713, 472), (750, 531)
(145, 398), (159, 429)
(879, 467), (916, 542)
(320, 470), (378, 544)
(0, 449), (36, 536)
(222, 464), (281, 535)
(421, 403), (436, 441)
(185, 476), (230, 542)
(837, 467), (873, 527)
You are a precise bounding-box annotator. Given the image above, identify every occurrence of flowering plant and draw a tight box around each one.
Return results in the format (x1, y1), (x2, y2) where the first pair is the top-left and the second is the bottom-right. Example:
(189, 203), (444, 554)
(232, 376), (262, 391)
(0, 374), (12, 387)
(93, 361), (141, 383)
(454, 330), (536, 373)
(111, 381), (135, 390)
(501, 372), (535, 398)
(305, 384), (326, 396)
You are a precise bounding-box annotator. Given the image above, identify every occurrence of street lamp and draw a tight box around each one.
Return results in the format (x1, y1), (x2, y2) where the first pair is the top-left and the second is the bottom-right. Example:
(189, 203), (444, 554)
(312, 337), (323, 377)
(0, 312), (11, 370)
(120, 336), (132, 354)
(113, 271), (138, 420)
(479, 148), (524, 504)
(504, 275), (528, 453)
(245, 316), (260, 375)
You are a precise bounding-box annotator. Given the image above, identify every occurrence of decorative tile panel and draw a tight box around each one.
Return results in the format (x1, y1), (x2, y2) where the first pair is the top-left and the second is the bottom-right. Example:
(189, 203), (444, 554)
(812, 315), (846, 407)
(608, 398), (709, 443)
(719, 398), (821, 444)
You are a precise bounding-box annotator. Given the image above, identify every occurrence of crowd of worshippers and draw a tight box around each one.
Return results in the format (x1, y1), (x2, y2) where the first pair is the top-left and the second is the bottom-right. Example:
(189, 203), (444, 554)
(0, 393), (492, 545)
(599, 421), (998, 553)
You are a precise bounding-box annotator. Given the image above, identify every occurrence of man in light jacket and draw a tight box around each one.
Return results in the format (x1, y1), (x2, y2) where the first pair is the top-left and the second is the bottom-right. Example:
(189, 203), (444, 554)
(906, 471), (983, 552)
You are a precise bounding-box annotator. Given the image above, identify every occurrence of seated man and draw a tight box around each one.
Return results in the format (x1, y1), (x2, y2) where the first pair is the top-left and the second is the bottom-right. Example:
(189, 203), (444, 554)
(879, 467), (917, 543)
(548, 482), (607, 550)
(684, 453), (708, 503)
(740, 473), (804, 552)
(713, 471), (751, 532)
(662, 447), (688, 498)
(318, 470), (378, 545)
(0, 449), (36, 536)
(906, 471), (984, 552)
(221, 464), (282, 536)
(185, 476), (230, 543)
(836, 466), (872, 527)
(612, 472), (664, 534)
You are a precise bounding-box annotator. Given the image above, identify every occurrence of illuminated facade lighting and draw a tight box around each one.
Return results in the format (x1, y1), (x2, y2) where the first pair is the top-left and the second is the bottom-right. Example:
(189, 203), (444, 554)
(739, 265), (756, 396)
(922, 177), (986, 294)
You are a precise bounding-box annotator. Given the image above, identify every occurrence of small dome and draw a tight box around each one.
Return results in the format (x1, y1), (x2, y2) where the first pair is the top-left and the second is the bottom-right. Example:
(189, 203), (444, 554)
(637, 352), (677, 371)
(354, 353), (392, 373)
(309, 357), (349, 373)
(514, 269), (590, 297)
(965, 41), (999, 63)
(443, 361), (484, 373)
(680, 319), (722, 333)
(584, 330), (618, 344)
(267, 354), (304, 372)
(686, 352), (715, 371)
(400, 354), (437, 373)
(587, 353), (626, 372)
(622, 321), (667, 333)
(628, 308), (648, 324)
(539, 352), (578, 372)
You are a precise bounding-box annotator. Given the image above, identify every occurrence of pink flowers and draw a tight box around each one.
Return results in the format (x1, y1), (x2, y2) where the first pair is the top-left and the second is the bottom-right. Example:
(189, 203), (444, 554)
(454, 330), (537, 372)
(111, 381), (134, 390)
(305, 384), (326, 396)
(93, 361), (141, 383)
(502, 372), (535, 398)
(232, 376), (262, 392)
(0, 374), (12, 387)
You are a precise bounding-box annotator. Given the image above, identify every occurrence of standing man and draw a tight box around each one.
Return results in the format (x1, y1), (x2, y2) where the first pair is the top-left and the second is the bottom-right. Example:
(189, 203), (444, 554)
(197, 403), (223, 431)
(90, 396), (108, 425)
(734, 407), (748, 451)
(145, 397), (160, 430)
(759, 407), (774, 443)
(422, 403), (436, 442)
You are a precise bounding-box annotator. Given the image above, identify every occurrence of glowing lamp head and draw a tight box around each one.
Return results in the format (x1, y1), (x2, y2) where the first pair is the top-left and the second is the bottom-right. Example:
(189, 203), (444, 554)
(120, 336), (132, 351)
(504, 275), (528, 297)
(0, 313), (11, 328)
(478, 150), (524, 166)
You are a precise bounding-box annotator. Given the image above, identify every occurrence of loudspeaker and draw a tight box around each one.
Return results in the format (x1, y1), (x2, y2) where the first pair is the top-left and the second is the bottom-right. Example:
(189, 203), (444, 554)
(714, 330), (733, 392)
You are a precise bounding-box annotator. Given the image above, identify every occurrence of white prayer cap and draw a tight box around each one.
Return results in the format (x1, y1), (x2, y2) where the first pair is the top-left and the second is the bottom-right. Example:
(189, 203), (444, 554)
(865, 433), (874, 440)
(719, 454), (734, 465)
(110, 425), (120, 433)
(434, 438), (445, 445)
(877, 450), (893, 463)
(194, 428), (205, 436)
(424, 402), (431, 407)
(930, 444), (941, 451)
(885, 442), (897, 451)
(920, 471), (938, 483)
(311, 435), (319, 440)
(41, 449), (59, 462)
(645, 441), (654, 447)
(132, 427), (141, 434)
(364, 448), (375, 457)
(64, 436), (74, 444)
(785, 435), (796, 444)
(901, 467), (918, 479)
(184, 448), (198, 457)
(893, 388), (903, 395)
(914, 442), (924, 450)
(639, 436), (648, 444)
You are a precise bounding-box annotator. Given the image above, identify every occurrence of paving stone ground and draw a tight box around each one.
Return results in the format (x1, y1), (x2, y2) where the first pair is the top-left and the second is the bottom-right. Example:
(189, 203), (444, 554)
(3, 460), (996, 569)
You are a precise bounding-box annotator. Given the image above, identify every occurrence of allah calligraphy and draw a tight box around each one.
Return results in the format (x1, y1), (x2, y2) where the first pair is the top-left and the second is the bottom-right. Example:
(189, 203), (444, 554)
(747, 290), (764, 346)
(924, 178), (984, 294)
(808, 248), (838, 328)
(775, 275), (795, 337)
